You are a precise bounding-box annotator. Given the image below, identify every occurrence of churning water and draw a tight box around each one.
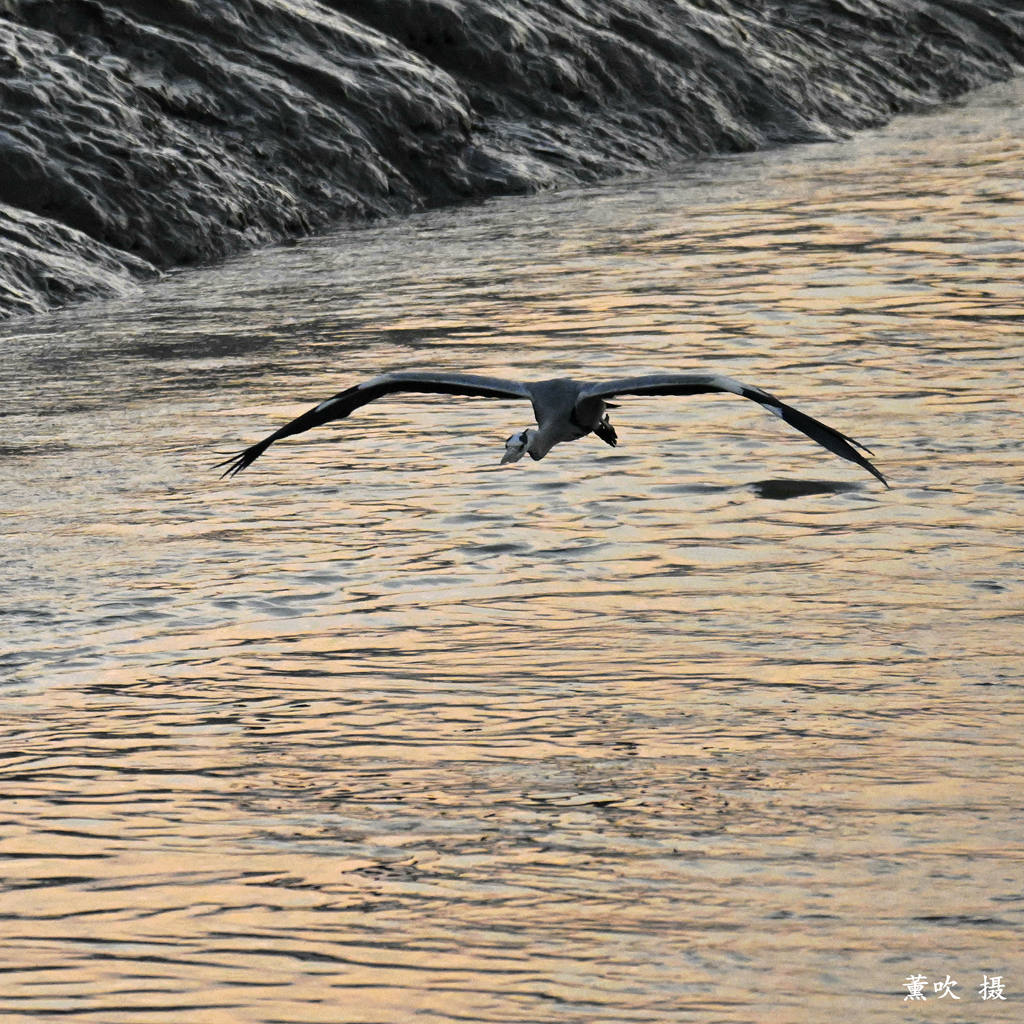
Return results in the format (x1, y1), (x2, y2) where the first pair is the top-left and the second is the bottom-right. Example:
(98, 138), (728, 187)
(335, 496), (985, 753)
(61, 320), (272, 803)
(2, 79), (1023, 1023)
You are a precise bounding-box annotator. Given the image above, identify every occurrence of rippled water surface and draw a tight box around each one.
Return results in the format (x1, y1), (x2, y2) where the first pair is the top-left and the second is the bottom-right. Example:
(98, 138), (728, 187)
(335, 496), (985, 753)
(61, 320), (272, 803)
(3, 80), (1024, 1023)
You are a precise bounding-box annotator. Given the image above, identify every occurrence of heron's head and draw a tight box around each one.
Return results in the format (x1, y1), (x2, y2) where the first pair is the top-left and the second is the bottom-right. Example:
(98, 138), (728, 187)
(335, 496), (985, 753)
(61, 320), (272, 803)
(500, 428), (535, 464)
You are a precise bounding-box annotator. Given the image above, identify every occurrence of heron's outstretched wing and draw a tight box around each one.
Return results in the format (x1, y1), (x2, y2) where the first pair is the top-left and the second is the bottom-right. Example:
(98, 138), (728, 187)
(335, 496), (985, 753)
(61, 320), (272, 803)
(577, 373), (888, 487)
(217, 371), (532, 477)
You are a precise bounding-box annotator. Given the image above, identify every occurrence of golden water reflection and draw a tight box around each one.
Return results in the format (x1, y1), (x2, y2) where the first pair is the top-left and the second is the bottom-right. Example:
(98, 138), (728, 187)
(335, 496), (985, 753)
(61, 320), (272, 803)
(2, 79), (1024, 1023)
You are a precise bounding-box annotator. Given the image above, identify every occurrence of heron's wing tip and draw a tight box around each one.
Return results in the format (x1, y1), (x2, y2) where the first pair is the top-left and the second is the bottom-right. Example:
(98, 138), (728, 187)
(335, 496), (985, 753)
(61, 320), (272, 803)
(776, 403), (888, 488)
(214, 454), (246, 479)
(215, 441), (268, 478)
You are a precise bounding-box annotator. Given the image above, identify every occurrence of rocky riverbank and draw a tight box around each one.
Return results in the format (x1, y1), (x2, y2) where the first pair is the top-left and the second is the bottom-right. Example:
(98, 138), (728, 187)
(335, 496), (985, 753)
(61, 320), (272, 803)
(2, 0), (1022, 318)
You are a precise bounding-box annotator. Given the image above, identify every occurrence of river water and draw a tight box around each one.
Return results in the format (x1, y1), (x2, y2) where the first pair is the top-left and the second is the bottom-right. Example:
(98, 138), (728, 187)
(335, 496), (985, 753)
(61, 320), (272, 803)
(2, 79), (1023, 1023)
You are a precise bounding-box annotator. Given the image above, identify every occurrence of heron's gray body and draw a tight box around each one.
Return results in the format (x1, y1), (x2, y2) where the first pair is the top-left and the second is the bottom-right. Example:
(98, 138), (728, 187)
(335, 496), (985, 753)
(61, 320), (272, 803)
(522, 378), (612, 459)
(218, 369), (887, 487)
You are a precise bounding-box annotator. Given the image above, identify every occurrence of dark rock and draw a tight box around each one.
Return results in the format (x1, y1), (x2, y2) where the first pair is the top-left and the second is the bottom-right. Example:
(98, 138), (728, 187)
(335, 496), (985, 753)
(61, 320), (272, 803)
(0, 202), (156, 316)
(1, 0), (1022, 318)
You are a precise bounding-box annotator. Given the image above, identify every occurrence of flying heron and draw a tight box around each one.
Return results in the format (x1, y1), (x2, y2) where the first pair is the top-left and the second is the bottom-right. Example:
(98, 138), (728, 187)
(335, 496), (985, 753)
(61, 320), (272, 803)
(217, 370), (887, 486)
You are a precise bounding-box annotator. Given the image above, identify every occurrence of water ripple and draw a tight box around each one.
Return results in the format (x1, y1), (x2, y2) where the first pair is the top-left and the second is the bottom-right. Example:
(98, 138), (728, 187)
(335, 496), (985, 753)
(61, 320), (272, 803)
(2, 79), (1024, 1024)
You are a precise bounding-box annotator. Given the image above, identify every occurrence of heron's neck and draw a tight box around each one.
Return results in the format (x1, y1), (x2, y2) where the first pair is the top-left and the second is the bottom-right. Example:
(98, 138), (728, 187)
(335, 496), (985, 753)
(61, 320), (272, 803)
(527, 426), (558, 461)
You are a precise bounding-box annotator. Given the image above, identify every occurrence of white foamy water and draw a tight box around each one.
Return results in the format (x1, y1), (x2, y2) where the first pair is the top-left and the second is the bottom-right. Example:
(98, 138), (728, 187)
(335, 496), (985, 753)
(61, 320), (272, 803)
(2, 80), (1023, 1023)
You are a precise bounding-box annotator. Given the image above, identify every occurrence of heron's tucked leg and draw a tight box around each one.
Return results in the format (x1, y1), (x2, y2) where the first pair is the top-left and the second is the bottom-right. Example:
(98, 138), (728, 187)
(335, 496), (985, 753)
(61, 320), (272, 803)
(594, 416), (617, 448)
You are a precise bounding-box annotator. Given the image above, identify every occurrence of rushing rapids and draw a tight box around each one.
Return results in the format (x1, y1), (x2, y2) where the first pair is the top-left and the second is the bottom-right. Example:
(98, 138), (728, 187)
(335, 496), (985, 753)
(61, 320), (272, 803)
(1, 0), (1022, 317)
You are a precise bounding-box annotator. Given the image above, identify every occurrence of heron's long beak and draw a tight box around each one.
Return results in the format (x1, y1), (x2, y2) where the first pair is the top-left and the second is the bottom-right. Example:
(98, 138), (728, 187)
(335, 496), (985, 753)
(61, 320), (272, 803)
(500, 438), (528, 464)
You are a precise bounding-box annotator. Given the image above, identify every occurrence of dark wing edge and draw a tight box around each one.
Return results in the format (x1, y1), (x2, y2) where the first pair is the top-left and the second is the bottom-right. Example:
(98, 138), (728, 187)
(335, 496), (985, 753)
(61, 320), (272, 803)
(216, 371), (532, 478)
(578, 374), (888, 487)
